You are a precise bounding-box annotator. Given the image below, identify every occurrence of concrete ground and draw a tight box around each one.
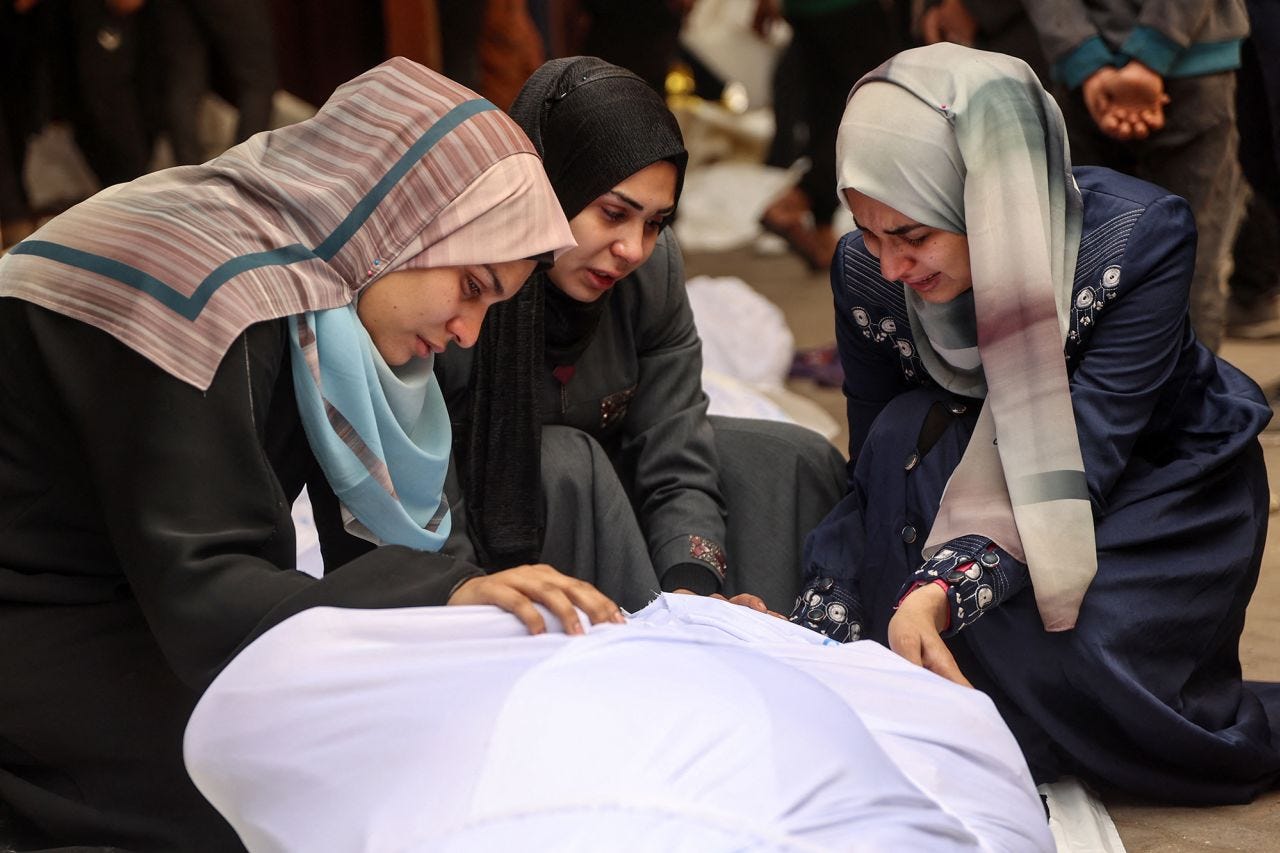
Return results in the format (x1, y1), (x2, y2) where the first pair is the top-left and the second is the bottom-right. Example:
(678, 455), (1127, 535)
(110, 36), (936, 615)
(685, 244), (1280, 853)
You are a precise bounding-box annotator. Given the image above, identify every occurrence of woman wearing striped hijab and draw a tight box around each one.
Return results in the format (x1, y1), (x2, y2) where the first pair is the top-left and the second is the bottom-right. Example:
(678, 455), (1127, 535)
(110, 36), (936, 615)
(797, 43), (1280, 803)
(0, 58), (622, 849)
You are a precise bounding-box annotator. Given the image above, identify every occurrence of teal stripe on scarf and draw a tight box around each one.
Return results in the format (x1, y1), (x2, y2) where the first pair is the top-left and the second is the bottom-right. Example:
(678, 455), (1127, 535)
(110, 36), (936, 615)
(10, 241), (319, 321)
(12, 99), (498, 322)
(314, 99), (497, 261)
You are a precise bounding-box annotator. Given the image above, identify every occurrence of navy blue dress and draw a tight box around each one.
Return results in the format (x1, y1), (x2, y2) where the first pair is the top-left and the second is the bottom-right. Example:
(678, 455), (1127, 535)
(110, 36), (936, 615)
(801, 167), (1280, 804)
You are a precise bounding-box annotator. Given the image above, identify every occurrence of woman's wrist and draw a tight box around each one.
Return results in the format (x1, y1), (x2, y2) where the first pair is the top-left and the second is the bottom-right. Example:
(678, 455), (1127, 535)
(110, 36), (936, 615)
(896, 578), (951, 632)
(897, 535), (1028, 637)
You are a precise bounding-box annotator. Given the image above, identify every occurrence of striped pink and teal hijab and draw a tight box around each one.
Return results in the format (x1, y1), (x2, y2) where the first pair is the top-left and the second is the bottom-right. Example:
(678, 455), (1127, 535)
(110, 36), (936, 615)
(0, 57), (568, 389)
(837, 43), (1095, 631)
(0, 58), (573, 551)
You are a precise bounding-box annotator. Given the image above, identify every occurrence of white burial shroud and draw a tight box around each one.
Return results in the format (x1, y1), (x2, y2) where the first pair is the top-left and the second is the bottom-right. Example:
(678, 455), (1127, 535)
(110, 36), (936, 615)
(184, 594), (1053, 853)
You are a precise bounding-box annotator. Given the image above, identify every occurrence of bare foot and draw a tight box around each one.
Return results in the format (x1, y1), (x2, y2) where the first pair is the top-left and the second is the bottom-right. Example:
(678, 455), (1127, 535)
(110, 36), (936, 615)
(760, 196), (837, 272)
(761, 189), (835, 272)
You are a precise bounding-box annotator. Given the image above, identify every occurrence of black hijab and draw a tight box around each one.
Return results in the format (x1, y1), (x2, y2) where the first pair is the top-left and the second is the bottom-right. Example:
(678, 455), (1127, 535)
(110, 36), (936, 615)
(463, 57), (688, 568)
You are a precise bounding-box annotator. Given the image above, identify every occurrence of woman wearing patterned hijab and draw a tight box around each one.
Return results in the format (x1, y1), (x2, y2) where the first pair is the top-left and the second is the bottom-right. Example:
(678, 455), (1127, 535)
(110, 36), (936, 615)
(0, 58), (622, 849)
(435, 57), (845, 613)
(797, 43), (1280, 803)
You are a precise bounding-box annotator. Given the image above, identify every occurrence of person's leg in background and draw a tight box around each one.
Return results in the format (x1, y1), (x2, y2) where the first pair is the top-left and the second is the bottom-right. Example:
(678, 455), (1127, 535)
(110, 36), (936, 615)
(799, 2), (904, 253)
(186, 0), (277, 150)
(764, 37), (809, 172)
(0, 2), (37, 248)
(1, 0), (62, 247)
(152, 0), (209, 165)
(578, 0), (684, 93)
(65, 0), (155, 187)
(761, 1), (904, 272)
(1133, 73), (1244, 353)
(1227, 196), (1280, 340)
(1226, 0), (1280, 340)
(0, 106), (33, 250)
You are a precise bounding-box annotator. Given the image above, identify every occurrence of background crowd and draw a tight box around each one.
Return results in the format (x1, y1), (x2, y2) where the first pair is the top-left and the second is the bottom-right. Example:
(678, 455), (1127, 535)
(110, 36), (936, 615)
(3, 0), (1277, 348)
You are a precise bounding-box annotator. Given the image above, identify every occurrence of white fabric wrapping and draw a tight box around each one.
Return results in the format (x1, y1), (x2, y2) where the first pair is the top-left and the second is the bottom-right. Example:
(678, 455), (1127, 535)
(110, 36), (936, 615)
(184, 595), (1053, 852)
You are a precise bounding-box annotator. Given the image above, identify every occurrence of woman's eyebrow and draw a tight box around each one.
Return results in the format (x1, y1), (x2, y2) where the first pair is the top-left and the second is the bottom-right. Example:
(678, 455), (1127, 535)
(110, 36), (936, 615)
(481, 264), (505, 296)
(607, 189), (675, 217)
(852, 220), (925, 237)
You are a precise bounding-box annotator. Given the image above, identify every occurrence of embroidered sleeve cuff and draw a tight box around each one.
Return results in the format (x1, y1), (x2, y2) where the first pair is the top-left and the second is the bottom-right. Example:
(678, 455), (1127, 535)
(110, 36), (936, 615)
(655, 534), (727, 594)
(790, 576), (865, 643)
(896, 534), (1028, 637)
(660, 562), (721, 596)
(1053, 35), (1119, 89)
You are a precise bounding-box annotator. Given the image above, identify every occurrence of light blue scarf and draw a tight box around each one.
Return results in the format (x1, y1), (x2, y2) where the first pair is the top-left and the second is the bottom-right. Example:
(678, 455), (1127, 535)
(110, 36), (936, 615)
(289, 305), (451, 551)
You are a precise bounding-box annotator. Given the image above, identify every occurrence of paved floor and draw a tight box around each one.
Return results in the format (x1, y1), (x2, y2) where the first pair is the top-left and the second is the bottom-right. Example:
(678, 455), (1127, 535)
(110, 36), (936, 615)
(686, 244), (1280, 853)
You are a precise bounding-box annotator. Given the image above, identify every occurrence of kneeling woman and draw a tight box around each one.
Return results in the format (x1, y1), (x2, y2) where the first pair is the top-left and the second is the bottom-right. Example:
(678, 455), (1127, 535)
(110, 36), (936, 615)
(0, 59), (620, 850)
(797, 43), (1280, 803)
(437, 57), (846, 613)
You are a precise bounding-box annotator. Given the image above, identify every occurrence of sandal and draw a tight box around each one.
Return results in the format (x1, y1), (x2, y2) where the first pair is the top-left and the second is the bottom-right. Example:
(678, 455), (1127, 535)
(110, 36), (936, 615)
(789, 344), (844, 388)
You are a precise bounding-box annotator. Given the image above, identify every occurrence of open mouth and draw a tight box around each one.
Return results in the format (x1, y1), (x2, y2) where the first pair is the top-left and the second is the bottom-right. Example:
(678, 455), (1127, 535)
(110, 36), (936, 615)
(414, 336), (440, 358)
(904, 272), (940, 289)
(587, 269), (618, 291)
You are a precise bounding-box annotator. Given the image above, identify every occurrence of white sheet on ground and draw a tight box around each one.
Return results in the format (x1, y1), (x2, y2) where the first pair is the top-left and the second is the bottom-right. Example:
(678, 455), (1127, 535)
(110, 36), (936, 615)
(687, 275), (793, 390)
(1039, 777), (1127, 853)
(686, 275), (839, 437)
(672, 161), (801, 252)
(184, 594), (1052, 853)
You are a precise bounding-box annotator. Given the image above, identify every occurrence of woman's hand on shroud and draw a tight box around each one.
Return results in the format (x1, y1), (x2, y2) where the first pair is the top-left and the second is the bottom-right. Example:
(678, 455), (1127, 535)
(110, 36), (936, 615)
(672, 588), (786, 619)
(888, 583), (973, 688)
(449, 565), (626, 636)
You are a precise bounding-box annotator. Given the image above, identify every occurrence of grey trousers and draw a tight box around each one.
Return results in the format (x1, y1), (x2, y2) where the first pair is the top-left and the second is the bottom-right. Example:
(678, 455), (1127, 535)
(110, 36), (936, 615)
(538, 417), (846, 614)
(1062, 71), (1246, 352)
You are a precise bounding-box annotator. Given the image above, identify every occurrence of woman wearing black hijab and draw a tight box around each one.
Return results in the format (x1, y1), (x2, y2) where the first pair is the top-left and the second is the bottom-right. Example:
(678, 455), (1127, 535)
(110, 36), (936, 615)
(436, 57), (845, 612)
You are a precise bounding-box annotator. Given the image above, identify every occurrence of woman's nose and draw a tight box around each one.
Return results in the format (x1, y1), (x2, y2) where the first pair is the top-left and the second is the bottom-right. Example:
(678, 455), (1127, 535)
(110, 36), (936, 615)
(611, 222), (645, 266)
(878, 244), (913, 283)
(448, 303), (488, 349)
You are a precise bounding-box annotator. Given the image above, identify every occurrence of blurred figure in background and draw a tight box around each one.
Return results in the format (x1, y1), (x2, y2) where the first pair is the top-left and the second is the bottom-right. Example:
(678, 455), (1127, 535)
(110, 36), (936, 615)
(1226, 0), (1280, 340)
(477, 0), (545, 110)
(0, 0), (55, 248)
(565, 0), (695, 93)
(152, 0), (277, 166)
(64, 0), (161, 187)
(754, 0), (904, 273)
(1019, 0), (1251, 353)
(917, 0), (1048, 82)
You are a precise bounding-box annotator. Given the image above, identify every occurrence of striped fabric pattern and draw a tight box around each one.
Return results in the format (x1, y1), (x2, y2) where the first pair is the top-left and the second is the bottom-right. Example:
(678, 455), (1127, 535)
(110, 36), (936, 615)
(838, 43), (1096, 631)
(0, 58), (554, 391)
(0, 57), (576, 553)
(295, 315), (395, 499)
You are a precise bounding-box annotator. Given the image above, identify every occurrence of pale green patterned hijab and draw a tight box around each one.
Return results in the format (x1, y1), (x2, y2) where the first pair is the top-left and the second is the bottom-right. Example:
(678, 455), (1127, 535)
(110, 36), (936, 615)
(836, 43), (1094, 631)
